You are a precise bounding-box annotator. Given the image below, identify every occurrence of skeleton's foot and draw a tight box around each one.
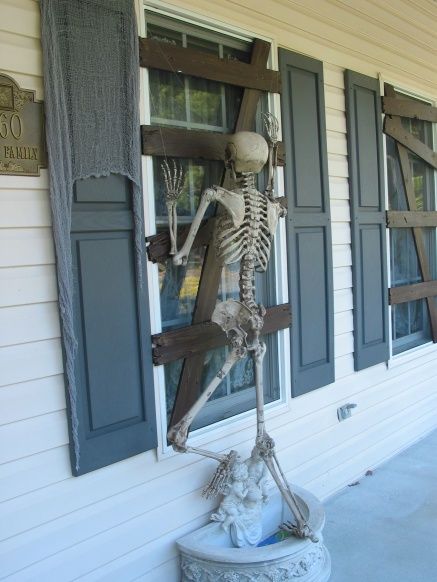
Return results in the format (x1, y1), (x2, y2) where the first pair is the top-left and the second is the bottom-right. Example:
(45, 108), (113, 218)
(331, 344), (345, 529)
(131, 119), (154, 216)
(202, 449), (238, 499)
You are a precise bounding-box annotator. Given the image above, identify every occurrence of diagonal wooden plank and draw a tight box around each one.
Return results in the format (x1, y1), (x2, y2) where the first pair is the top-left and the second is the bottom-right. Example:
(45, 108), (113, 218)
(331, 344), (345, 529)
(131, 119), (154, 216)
(170, 39), (272, 428)
(384, 116), (437, 170)
(385, 84), (437, 342)
(139, 38), (281, 93)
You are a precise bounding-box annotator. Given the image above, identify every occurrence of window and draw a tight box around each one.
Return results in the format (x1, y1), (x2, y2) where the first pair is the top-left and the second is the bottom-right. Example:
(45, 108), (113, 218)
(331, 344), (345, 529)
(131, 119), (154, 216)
(145, 12), (280, 430)
(387, 93), (436, 354)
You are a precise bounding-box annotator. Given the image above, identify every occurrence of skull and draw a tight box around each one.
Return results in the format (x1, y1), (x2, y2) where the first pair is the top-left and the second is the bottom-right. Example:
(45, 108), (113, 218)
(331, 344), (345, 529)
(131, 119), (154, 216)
(225, 131), (269, 175)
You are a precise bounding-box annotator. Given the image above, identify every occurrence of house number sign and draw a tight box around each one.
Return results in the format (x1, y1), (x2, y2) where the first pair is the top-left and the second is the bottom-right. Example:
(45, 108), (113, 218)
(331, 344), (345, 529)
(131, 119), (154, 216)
(0, 73), (47, 176)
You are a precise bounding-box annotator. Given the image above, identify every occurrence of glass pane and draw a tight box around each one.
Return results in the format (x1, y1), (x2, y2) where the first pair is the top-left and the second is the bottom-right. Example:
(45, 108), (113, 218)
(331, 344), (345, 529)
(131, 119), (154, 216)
(386, 137), (407, 211)
(147, 24), (186, 124)
(188, 76), (223, 127)
(230, 356), (255, 393)
(149, 70), (186, 123)
(147, 23), (183, 46)
(159, 247), (205, 330)
(202, 347), (229, 400)
(165, 359), (183, 419)
(393, 302), (409, 339)
(410, 299), (424, 334)
(186, 36), (223, 127)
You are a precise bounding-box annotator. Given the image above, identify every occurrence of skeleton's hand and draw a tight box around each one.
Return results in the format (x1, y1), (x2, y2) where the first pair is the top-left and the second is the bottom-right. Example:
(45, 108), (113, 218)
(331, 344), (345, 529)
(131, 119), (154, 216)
(161, 159), (185, 256)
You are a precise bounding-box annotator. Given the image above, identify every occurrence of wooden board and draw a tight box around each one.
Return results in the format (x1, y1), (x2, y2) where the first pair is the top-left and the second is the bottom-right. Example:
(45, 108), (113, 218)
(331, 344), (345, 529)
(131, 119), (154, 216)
(390, 281), (437, 304)
(384, 116), (437, 170)
(387, 210), (437, 228)
(152, 304), (291, 365)
(139, 38), (281, 93)
(382, 96), (437, 123)
(170, 39), (272, 427)
(141, 126), (285, 165)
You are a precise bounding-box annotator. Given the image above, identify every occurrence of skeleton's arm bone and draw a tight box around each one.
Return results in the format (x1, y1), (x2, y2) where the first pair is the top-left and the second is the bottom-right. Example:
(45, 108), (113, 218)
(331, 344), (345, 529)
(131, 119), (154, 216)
(173, 187), (217, 266)
(166, 202), (177, 255)
(167, 347), (244, 451)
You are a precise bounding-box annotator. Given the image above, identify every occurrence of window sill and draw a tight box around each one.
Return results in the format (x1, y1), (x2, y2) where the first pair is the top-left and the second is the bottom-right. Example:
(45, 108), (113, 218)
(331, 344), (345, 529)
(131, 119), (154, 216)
(387, 340), (437, 370)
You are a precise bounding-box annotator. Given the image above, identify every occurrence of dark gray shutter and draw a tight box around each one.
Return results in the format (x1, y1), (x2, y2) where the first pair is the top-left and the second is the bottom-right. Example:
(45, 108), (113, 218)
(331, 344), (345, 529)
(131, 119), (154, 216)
(70, 174), (156, 475)
(344, 71), (389, 370)
(279, 50), (334, 397)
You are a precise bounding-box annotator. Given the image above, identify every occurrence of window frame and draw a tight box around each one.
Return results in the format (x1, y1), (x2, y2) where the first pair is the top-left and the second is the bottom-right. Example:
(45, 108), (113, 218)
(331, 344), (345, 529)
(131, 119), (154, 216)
(140, 4), (291, 458)
(383, 83), (437, 360)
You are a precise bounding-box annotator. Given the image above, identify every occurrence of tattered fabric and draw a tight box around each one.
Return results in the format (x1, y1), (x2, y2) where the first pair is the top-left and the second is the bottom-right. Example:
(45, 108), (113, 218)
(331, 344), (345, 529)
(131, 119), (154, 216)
(40, 0), (143, 470)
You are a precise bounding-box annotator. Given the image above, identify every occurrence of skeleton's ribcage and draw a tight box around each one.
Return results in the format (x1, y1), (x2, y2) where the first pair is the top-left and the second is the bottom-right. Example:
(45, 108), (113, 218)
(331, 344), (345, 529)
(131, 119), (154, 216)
(214, 189), (272, 272)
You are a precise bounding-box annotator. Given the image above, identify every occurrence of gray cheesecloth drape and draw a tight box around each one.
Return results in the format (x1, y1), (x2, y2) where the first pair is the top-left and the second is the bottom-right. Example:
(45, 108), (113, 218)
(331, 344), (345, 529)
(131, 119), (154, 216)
(40, 0), (143, 470)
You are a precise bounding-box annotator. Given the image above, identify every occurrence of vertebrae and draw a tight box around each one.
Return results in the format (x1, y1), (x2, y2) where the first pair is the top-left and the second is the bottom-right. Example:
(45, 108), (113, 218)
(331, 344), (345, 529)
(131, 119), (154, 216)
(239, 255), (257, 312)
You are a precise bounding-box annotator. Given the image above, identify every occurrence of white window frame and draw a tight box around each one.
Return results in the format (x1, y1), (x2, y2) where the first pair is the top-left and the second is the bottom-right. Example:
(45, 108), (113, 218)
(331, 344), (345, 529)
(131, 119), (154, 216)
(139, 1), (292, 458)
(380, 78), (437, 365)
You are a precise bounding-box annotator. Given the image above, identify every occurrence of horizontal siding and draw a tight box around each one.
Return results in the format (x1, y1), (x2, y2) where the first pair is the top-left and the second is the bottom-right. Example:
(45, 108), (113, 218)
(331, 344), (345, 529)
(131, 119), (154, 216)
(0, 265), (58, 307)
(0, 303), (60, 347)
(0, 228), (55, 267)
(0, 339), (63, 387)
(0, 375), (65, 426)
(1, 0), (437, 581)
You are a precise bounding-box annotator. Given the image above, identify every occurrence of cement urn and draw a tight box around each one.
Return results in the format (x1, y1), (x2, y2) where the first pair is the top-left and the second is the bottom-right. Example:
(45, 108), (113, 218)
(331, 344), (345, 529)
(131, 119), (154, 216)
(178, 485), (331, 582)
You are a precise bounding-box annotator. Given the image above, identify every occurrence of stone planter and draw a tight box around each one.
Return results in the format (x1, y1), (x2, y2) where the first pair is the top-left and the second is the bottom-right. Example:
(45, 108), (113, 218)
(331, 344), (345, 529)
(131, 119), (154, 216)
(178, 485), (331, 581)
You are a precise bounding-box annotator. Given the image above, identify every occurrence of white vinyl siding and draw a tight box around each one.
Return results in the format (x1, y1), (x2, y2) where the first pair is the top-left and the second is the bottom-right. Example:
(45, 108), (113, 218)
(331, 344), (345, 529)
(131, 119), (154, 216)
(0, 0), (437, 580)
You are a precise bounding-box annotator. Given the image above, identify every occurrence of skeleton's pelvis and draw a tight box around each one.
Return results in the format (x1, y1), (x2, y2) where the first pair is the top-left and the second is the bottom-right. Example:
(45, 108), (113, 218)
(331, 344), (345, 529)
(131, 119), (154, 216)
(212, 300), (253, 334)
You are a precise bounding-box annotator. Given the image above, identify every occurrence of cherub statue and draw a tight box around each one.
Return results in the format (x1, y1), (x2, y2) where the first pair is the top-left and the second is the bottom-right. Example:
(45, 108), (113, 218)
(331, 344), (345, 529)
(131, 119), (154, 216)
(211, 452), (265, 548)
(210, 458), (248, 533)
(162, 115), (316, 544)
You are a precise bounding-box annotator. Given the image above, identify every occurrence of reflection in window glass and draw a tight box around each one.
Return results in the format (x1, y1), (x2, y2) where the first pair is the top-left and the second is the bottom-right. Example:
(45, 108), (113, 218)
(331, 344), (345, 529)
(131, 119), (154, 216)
(146, 13), (279, 428)
(387, 95), (435, 354)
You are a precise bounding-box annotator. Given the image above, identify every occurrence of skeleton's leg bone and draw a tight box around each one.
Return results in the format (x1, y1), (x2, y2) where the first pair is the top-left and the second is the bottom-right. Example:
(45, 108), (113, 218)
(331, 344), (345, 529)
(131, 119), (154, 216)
(262, 451), (318, 541)
(173, 187), (216, 266)
(167, 346), (245, 451)
(253, 340), (267, 438)
(251, 339), (317, 541)
(272, 451), (308, 524)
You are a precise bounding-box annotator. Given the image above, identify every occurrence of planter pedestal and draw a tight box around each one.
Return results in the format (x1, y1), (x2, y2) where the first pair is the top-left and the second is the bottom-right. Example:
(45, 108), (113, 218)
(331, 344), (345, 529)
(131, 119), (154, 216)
(178, 485), (331, 581)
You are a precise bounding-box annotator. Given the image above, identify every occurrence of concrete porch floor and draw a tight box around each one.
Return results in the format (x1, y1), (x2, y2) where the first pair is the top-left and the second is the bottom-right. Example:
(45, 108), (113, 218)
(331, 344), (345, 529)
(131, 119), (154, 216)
(323, 428), (437, 582)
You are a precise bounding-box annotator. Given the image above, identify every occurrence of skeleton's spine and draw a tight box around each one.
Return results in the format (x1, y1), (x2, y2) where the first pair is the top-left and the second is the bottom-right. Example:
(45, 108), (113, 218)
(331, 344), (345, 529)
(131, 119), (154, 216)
(238, 174), (256, 312)
(239, 255), (257, 312)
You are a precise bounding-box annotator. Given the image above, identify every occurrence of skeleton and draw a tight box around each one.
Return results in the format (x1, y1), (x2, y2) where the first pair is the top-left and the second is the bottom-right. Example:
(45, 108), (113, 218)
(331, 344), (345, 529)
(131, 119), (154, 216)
(162, 117), (316, 543)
